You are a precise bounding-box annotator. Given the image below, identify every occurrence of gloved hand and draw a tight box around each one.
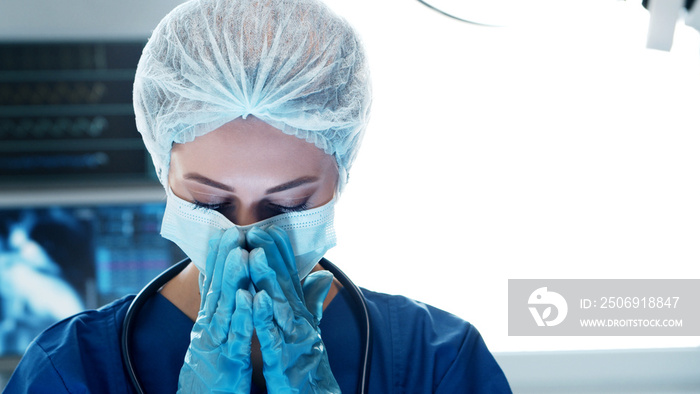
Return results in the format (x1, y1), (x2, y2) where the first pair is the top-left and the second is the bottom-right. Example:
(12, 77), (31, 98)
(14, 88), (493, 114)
(246, 225), (339, 394)
(177, 228), (255, 393)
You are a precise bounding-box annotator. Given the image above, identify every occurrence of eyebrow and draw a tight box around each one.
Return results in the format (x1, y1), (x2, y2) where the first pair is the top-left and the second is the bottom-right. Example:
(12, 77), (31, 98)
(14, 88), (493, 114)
(265, 176), (318, 194)
(183, 173), (318, 194)
(183, 173), (234, 191)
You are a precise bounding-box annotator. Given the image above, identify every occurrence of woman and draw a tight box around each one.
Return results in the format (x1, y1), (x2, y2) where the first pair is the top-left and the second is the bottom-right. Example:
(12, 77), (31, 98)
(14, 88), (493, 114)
(5, 0), (511, 392)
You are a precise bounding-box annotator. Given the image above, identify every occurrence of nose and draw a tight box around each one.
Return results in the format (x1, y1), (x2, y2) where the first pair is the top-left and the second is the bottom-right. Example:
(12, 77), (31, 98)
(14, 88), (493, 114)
(231, 204), (260, 226)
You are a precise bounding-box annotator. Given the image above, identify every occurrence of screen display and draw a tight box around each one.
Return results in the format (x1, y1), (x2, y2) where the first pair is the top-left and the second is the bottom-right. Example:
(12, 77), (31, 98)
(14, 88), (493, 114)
(0, 41), (156, 186)
(0, 202), (184, 356)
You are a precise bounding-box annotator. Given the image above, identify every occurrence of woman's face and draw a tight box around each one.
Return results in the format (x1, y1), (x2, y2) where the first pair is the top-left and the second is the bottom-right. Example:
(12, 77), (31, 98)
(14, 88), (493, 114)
(169, 117), (338, 225)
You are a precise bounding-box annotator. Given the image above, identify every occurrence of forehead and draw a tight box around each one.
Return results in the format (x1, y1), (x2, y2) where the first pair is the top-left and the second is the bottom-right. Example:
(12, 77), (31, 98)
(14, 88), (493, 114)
(170, 117), (336, 178)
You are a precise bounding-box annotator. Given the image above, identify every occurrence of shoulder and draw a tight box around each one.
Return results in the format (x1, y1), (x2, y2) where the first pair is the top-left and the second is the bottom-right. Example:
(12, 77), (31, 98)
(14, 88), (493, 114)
(35, 295), (133, 351)
(361, 288), (471, 338)
(4, 296), (136, 394)
(360, 289), (511, 393)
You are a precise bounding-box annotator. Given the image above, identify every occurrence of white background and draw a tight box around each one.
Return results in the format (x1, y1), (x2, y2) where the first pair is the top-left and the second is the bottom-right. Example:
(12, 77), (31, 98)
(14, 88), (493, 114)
(322, 0), (700, 352)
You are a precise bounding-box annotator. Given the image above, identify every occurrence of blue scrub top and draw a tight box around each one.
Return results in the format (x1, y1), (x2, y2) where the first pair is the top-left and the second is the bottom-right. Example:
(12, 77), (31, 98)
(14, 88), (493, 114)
(5, 285), (511, 393)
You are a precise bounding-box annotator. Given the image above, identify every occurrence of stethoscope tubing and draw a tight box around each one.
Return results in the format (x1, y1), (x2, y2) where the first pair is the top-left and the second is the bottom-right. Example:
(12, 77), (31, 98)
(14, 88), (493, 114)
(121, 258), (372, 394)
(320, 259), (373, 393)
(121, 259), (189, 394)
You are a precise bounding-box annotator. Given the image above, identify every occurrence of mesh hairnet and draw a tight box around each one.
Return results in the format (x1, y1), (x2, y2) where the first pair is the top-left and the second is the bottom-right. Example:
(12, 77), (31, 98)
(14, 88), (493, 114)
(134, 0), (371, 191)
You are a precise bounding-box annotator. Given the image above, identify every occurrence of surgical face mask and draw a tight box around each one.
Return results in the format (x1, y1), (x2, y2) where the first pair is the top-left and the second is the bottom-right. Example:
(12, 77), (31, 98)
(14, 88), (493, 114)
(160, 188), (336, 280)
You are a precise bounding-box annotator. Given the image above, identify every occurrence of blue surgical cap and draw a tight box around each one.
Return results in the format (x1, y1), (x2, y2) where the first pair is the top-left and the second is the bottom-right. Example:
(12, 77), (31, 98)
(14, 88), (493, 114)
(134, 0), (371, 191)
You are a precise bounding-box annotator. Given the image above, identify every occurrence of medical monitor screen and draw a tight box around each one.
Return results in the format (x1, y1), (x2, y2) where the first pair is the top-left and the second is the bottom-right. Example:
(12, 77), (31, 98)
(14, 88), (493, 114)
(0, 41), (154, 187)
(0, 201), (184, 357)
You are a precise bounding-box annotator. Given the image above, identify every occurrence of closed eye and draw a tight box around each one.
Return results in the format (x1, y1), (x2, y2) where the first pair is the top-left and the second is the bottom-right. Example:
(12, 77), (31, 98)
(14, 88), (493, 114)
(192, 199), (227, 211)
(267, 201), (309, 214)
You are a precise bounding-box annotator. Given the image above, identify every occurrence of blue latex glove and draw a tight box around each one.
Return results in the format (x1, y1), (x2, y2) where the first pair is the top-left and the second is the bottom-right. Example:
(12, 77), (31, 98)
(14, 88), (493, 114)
(246, 225), (339, 393)
(177, 228), (255, 393)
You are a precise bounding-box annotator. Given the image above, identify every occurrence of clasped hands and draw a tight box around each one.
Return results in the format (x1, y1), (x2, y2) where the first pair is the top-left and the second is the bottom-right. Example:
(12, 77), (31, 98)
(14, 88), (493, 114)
(177, 226), (339, 393)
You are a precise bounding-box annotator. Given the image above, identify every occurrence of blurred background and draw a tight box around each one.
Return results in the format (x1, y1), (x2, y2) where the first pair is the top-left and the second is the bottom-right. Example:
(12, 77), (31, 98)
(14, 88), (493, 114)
(1, 0), (699, 392)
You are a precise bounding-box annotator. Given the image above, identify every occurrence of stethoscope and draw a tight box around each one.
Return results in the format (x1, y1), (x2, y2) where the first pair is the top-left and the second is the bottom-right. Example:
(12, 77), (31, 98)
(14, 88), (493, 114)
(121, 258), (372, 394)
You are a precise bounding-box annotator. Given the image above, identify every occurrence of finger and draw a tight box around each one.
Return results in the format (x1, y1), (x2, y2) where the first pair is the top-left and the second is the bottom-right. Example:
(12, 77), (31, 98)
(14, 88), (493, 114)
(252, 290), (283, 357)
(252, 290), (293, 389)
(264, 225), (296, 273)
(219, 290), (254, 392)
(227, 289), (254, 371)
(200, 238), (219, 305)
(250, 246), (317, 326)
(301, 270), (334, 325)
(266, 225), (304, 295)
(209, 247), (247, 342)
(201, 227), (242, 313)
(202, 227), (243, 288)
(247, 227), (306, 313)
(222, 248), (250, 294)
(199, 239), (222, 321)
(253, 293), (331, 391)
(248, 251), (297, 335)
(246, 227), (295, 290)
(249, 248), (287, 305)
